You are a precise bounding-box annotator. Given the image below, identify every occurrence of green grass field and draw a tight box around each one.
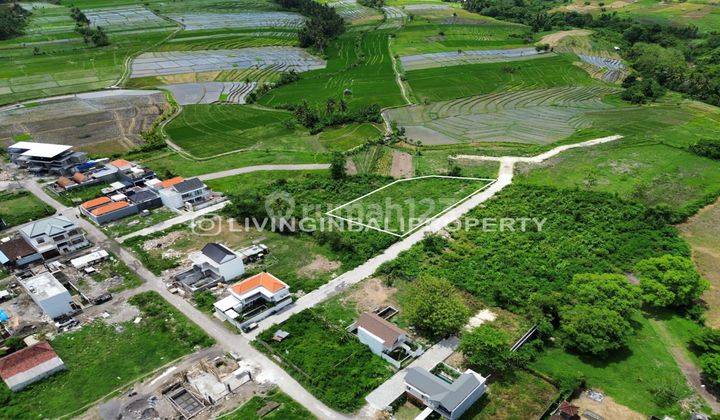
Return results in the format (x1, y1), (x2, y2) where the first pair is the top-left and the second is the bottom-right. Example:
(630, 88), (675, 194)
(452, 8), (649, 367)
(0, 190), (55, 227)
(532, 314), (691, 416)
(165, 104), (380, 157)
(405, 53), (601, 102)
(206, 169), (329, 195)
(0, 292), (213, 418)
(219, 388), (314, 419)
(257, 31), (405, 111)
(329, 176), (493, 235)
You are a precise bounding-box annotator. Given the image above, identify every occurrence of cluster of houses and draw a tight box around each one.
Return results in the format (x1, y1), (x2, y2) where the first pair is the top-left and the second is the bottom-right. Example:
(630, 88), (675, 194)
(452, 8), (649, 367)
(0, 216), (90, 268)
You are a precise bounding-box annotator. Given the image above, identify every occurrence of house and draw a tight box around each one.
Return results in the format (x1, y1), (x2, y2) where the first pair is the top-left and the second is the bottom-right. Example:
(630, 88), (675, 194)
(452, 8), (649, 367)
(0, 236), (42, 268)
(175, 243), (245, 292)
(19, 216), (90, 259)
(0, 342), (66, 392)
(405, 367), (487, 420)
(125, 187), (162, 211)
(7, 142), (87, 176)
(110, 159), (156, 186)
(157, 177), (211, 210)
(20, 272), (74, 319)
(355, 312), (423, 367)
(214, 272), (292, 331)
(81, 198), (138, 225)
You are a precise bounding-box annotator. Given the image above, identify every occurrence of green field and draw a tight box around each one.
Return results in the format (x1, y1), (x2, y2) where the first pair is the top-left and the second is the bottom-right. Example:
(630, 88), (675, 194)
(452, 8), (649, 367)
(0, 292), (213, 418)
(219, 388), (314, 419)
(532, 314), (691, 416)
(405, 53), (601, 102)
(330, 176), (493, 235)
(206, 169), (329, 195)
(0, 190), (55, 227)
(257, 31), (405, 110)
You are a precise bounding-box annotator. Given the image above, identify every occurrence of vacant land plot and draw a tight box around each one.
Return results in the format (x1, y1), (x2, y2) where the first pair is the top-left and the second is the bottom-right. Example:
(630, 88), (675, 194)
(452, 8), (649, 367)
(385, 86), (618, 145)
(406, 53), (600, 102)
(85, 6), (172, 31)
(0, 90), (168, 152)
(328, 175), (494, 236)
(166, 12), (305, 30)
(255, 309), (393, 412)
(165, 105), (376, 157)
(400, 48), (546, 71)
(532, 314), (690, 416)
(463, 370), (558, 419)
(0, 292), (213, 419)
(130, 47), (326, 78)
(0, 190), (55, 228)
(163, 82), (255, 104)
(258, 31), (404, 111)
(220, 387), (314, 419)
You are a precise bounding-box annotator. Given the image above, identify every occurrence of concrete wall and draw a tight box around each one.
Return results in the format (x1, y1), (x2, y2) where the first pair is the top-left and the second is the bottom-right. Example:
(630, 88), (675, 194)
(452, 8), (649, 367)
(449, 382), (486, 420)
(218, 257), (244, 282)
(358, 327), (386, 356)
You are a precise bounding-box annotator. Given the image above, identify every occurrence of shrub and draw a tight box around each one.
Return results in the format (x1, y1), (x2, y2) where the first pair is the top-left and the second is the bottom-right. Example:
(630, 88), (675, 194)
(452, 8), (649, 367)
(460, 325), (527, 375)
(402, 276), (470, 338)
(690, 138), (720, 160)
(635, 254), (708, 308)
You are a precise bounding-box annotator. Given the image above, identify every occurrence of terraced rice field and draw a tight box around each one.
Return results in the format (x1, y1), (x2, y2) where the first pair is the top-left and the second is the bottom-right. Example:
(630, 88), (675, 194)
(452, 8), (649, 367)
(166, 12), (305, 30)
(0, 89), (168, 152)
(165, 105), (379, 157)
(327, 0), (382, 22)
(130, 47), (326, 78)
(385, 86), (619, 145)
(163, 82), (255, 104)
(406, 53), (602, 102)
(577, 54), (627, 82)
(379, 6), (406, 28)
(400, 48), (545, 71)
(160, 30), (297, 51)
(85, 6), (172, 30)
(258, 31), (405, 110)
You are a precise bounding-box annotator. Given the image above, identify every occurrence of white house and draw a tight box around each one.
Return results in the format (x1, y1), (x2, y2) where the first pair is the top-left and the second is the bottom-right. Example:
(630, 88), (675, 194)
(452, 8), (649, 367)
(157, 177), (211, 210)
(405, 367), (487, 420)
(20, 272), (74, 319)
(176, 243), (245, 292)
(356, 312), (408, 356)
(19, 216), (90, 259)
(214, 272), (291, 330)
(0, 342), (66, 392)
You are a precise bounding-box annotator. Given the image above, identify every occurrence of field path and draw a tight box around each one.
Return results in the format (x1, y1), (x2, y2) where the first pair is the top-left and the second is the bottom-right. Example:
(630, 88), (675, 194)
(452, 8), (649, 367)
(388, 36), (413, 105)
(649, 319), (720, 413)
(246, 135), (623, 341)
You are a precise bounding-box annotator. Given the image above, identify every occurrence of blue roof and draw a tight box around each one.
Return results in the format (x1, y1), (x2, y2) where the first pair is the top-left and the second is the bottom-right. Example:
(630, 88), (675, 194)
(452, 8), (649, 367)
(0, 309), (9, 322)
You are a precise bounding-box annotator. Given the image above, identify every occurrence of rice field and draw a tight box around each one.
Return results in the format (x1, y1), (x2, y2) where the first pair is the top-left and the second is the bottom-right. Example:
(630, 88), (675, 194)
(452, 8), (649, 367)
(327, 0), (383, 23)
(405, 53), (602, 102)
(577, 54), (627, 83)
(385, 86), (619, 145)
(162, 82), (256, 104)
(165, 104), (380, 157)
(258, 31), (405, 110)
(130, 47), (326, 78)
(165, 12), (305, 30)
(84, 6), (172, 31)
(400, 47), (546, 71)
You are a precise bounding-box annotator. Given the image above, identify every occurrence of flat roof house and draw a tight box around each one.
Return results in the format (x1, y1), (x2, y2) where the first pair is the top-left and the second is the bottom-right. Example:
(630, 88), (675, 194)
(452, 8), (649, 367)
(125, 187), (162, 211)
(214, 272), (292, 331)
(157, 177), (211, 210)
(20, 272), (74, 319)
(8, 142), (87, 176)
(19, 216), (90, 259)
(0, 342), (66, 392)
(405, 367), (487, 419)
(175, 243), (245, 292)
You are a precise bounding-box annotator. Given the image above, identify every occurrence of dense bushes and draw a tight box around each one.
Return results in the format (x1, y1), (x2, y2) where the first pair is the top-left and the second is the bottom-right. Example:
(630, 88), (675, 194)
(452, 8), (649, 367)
(71, 6), (109, 47)
(620, 74), (665, 104)
(690, 138), (720, 160)
(0, 3), (30, 40)
(358, 0), (384, 8)
(460, 325), (528, 374)
(691, 328), (720, 389)
(635, 255), (708, 309)
(276, 0), (344, 50)
(401, 276), (470, 339)
(291, 99), (382, 132)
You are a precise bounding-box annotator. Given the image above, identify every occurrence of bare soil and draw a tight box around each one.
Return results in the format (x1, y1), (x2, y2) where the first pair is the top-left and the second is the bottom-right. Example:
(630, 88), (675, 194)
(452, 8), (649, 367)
(342, 277), (398, 313)
(538, 29), (593, 48)
(390, 150), (413, 179)
(297, 254), (341, 279)
(570, 391), (645, 420)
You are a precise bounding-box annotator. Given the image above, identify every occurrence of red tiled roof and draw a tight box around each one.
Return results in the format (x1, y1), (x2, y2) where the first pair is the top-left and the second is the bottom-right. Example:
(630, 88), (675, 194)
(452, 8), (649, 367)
(56, 177), (74, 188)
(90, 200), (130, 216)
(71, 172), (86, 183)
(558, 401), (579, 417)
(109, 159), (132, 169)
(0, 342), (59, 380)
(231, 272), (287, 296)
(159, 177), (184, 189)
(356, 312), (406, 347)
(81, 196), (111, 210)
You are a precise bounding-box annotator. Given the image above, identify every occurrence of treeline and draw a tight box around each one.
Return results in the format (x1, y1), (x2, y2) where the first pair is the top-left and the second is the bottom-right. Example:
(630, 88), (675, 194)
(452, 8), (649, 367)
(290, 98), (381, 132)
(71, 6), (109, 47)
(0, 3), (30, 40)
(275, 0), (345, 50)
(357, 0), (384, 9)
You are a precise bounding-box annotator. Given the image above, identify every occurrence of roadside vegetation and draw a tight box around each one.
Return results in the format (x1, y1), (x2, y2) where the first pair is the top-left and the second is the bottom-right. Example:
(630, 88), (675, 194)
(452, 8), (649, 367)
(0, 190), (55, 228)
(219, 387), (314, 419)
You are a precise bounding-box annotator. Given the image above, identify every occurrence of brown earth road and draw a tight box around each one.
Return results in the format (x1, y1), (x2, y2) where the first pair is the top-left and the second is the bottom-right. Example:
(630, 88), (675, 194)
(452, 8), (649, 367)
(649, 319), (720, 413)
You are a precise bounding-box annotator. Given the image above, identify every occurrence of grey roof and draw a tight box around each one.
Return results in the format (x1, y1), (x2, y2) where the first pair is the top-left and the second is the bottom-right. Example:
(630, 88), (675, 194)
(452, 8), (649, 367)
(20, 216), (75, 238)
(201, 243), (236, 264)
(173, 178), (205, 193)
(405, 367), (483, 412)
(127, 188), (159, 203)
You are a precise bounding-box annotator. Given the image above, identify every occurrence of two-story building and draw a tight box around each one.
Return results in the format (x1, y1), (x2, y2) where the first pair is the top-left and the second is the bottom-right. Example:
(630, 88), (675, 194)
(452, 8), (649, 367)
(8, 142), (87, 176)
(214, 272), (292, 331)
(19, 216), (90, 259)
(175, 243), (245, 292)
(157, 177), (211, 210)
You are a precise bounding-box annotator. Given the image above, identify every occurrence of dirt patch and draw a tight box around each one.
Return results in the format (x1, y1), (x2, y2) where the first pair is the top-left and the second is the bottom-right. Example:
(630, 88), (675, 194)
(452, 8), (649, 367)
(345, 158), (358, 175)
(465, 309), (497, 330)
(390, 150), (413, 179)
(342, 277), (397, 313)
(142, 230), (185, 251)
(297, 254), (341, 279)
(538, 29), (593, 48)
(571, 391), (644, 420)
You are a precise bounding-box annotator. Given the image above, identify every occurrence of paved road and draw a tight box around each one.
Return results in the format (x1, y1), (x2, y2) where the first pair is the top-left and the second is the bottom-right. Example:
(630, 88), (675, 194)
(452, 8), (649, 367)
(117, 201), (230, 242)
(365, 337), (459, 412)
(22, 180), (351, 420)
(197, 164), (330, 181)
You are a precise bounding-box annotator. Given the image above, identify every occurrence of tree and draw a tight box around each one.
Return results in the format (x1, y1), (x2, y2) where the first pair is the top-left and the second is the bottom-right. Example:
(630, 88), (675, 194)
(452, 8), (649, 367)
(460, 325), (525, 374)
(567, 273), (642, 318)
(91, 26), (109, 47)
(403, 276), (470, 338)
(635, 254), (708, 308)
(690, 138), (720, 160)
(559, 304), (635, 355)
(690, 327), (720, 354)
(330, 152), (346, 180)
(700, 353), (720, 387)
